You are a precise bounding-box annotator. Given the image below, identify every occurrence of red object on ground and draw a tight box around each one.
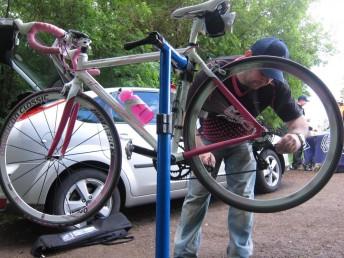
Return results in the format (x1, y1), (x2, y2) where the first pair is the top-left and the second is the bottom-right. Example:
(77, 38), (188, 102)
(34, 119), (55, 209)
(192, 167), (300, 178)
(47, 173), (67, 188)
(0, 197), (7, 211)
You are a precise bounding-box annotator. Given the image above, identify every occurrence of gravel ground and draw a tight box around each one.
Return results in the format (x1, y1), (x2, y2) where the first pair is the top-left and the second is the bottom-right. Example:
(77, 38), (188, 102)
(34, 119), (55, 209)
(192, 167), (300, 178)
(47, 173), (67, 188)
(0, 172), (343, 258)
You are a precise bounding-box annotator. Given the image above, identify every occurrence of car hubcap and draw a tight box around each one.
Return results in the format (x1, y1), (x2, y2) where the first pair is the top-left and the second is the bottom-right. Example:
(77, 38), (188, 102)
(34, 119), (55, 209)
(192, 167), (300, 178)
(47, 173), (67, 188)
(63, 178), (112, 217)
(262, 155), (280, 187)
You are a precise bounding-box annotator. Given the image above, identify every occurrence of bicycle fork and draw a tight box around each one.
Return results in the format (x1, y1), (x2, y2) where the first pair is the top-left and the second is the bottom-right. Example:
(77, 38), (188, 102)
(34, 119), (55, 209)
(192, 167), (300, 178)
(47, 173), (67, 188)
(46, 82), (81, 159)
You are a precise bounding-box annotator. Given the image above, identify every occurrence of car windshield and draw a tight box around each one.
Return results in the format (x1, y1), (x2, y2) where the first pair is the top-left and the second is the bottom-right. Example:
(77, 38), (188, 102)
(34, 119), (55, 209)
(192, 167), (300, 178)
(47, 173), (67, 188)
(77, 90), (160, 124)
(12, 34), (62, 90)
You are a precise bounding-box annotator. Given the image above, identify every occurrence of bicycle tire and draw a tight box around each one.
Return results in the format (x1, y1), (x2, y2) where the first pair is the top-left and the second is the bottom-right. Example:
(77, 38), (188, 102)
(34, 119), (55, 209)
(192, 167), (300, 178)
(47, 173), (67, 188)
(0, 88), (122, 226)
(183, 56), (344, 212)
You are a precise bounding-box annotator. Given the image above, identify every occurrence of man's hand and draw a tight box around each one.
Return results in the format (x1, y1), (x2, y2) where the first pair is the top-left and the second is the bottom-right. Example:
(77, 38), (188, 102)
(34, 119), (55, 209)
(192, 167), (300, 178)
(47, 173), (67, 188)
(278, 115), (308, 154)
(199, 152), (216, 168)
(275, 133), (302, 154)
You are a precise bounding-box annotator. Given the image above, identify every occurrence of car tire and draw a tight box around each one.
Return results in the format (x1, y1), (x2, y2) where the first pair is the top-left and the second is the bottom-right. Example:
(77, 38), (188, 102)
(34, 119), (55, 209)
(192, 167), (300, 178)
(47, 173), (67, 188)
(255, 149), (282, 194)
(51, 168), (121, 220)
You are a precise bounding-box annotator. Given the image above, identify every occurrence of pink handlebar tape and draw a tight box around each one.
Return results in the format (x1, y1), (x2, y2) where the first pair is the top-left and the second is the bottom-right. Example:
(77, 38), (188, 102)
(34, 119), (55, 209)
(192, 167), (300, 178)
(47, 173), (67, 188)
(27, 22), (65, 54)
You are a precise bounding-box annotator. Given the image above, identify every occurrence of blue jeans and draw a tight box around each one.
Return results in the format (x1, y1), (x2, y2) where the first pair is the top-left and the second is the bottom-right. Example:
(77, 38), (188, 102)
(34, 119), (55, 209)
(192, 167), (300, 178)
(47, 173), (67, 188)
(174, 142), (256, 258)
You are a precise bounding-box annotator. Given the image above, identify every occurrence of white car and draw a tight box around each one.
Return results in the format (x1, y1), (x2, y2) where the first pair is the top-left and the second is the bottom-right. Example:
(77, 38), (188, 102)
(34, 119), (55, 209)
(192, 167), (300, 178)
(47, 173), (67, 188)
(1, 87), (289, 219)
(0, 29), (288, 216)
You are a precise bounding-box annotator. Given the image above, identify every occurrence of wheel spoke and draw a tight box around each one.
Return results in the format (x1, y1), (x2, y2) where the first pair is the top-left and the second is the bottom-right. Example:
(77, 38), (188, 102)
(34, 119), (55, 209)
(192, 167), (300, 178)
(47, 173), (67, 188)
(270, 159), (277, 169)
(35, 160), (52, 206)
(22, 160), (56, 198)
(65, 200), (85, 214)
(11, 159), (47, 182)
(64, 149), (111, 157)
(267, 173), (273, 185)
(75, 180), (90, 201)
(6, 144), (46, 158)
(63, 129), (106, 155)
(13, 126), (48, 150)
(53, 103), (59, 136)
(272, 170), (279, 179)
(7, 157), (46, 165)
(262, 169), (270, 177)
(69, 113), (93, 137)
(43, 109), (54, 140)
(92, 184), (103, 198)
(28, 116), (48, 150)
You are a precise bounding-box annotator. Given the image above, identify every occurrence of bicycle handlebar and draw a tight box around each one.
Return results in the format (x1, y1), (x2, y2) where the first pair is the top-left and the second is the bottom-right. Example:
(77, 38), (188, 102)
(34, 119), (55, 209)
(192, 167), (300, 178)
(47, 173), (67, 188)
(124, 32), (164, 50)
(124, 32), (189, 70)
(14, 19), (65, 54)
(123, 38), (150, 51)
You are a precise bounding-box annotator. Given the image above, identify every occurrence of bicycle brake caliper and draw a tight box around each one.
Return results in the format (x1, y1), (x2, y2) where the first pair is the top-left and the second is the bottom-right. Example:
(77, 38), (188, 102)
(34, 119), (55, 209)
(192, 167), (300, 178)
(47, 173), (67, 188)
(125, 139), (134, 160)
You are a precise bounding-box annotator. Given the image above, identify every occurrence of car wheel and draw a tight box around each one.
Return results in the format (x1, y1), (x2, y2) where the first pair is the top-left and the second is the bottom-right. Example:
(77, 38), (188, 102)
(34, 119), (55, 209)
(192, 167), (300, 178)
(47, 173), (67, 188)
(51, 168), (121, 221)
(255, 149), (282, 193)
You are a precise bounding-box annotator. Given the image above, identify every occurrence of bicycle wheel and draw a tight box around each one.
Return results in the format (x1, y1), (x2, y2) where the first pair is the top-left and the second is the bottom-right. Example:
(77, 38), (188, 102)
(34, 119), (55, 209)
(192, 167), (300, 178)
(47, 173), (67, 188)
(0, 88), (122, 226)
(184, 56), (344, 212)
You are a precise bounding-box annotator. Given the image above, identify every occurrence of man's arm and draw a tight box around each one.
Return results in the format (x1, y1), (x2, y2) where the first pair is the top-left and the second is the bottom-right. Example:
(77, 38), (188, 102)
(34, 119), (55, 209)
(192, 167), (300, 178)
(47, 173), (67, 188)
(275, 115), (309, 154)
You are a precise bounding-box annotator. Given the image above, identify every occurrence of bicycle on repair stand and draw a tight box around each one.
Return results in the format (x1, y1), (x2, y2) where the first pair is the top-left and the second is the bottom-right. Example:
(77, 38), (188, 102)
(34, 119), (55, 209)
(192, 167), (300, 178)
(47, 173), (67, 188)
(0, 0), (343, 227)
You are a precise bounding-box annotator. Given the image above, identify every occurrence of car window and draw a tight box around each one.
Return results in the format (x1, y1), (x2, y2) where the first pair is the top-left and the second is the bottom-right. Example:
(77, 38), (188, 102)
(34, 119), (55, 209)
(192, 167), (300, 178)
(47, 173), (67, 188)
(12, 34), (61, 90)
(77, 90), (161, 124)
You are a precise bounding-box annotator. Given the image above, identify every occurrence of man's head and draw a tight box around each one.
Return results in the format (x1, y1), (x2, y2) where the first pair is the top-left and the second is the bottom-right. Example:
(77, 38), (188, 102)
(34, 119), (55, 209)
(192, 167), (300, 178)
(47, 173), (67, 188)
(237, 37), (289, 89)
(298, 95), (309, 106)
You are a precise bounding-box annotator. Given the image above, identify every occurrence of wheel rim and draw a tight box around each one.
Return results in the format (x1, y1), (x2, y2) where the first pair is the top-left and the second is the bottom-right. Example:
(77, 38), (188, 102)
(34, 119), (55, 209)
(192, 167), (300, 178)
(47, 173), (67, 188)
(184, 56), (344, 212)
(262, 155), (280, 187)
(0, 89), (121, 226)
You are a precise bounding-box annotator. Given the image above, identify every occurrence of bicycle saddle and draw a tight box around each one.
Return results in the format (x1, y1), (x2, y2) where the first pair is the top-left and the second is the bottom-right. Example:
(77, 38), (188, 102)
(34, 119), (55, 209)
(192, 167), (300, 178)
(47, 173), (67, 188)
(171, 0), (228, 19)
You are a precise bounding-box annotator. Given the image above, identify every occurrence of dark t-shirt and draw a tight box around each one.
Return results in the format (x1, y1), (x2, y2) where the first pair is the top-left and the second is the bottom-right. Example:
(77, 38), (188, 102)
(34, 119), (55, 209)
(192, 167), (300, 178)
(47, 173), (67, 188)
(298, 103), (305, 115)
(190, 57), (302, 142)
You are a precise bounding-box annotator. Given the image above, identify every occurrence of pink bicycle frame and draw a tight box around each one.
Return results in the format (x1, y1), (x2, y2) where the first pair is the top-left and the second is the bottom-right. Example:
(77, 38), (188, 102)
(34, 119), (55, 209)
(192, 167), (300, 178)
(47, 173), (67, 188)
(46, 98), (79, 158)
(183, 76), (266, 160)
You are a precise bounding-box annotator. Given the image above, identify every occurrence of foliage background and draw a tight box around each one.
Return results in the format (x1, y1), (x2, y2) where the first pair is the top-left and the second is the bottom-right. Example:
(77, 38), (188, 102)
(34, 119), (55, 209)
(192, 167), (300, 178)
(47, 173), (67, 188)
(0, 0), (333, 129)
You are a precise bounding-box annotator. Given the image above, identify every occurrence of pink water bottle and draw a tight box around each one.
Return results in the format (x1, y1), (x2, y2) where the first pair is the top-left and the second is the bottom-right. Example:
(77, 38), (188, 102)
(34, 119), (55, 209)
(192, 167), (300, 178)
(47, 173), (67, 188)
(119, 89), (154, 125)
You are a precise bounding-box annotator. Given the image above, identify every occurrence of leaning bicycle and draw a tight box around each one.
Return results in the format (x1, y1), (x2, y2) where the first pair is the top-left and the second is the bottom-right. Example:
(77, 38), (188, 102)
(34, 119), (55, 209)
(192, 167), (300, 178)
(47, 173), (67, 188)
(0, 0), (343, 227)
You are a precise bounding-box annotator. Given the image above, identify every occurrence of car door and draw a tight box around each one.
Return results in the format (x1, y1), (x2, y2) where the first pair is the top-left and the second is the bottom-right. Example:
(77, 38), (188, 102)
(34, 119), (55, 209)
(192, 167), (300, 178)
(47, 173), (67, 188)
(111, 89), (188, 197)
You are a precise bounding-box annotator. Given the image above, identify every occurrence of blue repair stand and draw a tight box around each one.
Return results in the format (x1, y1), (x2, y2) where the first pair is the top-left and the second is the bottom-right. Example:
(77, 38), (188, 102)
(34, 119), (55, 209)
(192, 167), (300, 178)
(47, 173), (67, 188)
(156, 46), (171, 257)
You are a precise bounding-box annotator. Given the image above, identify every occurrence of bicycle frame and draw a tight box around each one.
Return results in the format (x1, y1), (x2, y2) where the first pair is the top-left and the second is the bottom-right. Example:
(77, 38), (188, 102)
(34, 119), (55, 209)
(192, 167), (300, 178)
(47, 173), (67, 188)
(47, 17), (266, 164)
(4, 0), (344, 230)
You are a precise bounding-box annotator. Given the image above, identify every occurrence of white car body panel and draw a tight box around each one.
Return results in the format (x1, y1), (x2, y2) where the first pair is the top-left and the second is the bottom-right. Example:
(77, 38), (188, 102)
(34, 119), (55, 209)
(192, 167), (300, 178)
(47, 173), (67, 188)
(2, 87), (289, 209)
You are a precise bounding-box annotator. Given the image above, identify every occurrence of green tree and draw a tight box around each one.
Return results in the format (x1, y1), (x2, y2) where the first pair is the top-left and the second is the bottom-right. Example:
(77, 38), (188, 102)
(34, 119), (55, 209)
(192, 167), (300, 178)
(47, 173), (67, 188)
(0, 0), (335, 129)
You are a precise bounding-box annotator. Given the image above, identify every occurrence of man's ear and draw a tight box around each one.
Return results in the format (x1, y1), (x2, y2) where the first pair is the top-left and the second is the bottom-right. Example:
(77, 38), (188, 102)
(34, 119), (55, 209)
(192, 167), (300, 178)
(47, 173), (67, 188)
(244, 50), (253, 57)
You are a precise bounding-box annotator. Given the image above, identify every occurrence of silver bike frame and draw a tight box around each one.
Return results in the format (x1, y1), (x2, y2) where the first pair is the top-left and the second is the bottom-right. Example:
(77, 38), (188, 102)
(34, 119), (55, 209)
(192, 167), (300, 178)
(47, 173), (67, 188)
(63, 18), (217, 161)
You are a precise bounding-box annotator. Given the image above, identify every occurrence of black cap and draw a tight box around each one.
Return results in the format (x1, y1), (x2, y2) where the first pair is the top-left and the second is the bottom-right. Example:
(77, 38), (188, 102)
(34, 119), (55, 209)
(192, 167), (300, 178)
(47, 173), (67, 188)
(251, 37), (289, 82)
(298, 95), (309, 102)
